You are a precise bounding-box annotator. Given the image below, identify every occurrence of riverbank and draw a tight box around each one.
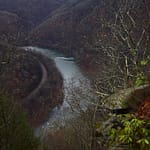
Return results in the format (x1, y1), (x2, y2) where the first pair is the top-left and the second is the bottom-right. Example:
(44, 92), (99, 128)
(23, 50), (64, 127)
(0, 43), (64, 127)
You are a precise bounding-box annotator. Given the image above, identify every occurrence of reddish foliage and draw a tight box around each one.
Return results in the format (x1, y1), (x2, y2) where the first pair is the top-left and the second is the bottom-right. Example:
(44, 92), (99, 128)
(137, 98), (150, 119)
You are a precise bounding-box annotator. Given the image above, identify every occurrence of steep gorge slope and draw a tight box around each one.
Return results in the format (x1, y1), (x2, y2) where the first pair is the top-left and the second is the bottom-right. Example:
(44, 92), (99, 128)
(0, 0), (66, 127)
(0, 10), (26, 44)
(29, 0), (104, 72)
(29, 0), (101, 51)
(0, 0), (67, 27)
(0, 0), (67, 45)
(0, 43), (64, 126)
(0, 0), (149, 73)
(29, 0), (149, 72)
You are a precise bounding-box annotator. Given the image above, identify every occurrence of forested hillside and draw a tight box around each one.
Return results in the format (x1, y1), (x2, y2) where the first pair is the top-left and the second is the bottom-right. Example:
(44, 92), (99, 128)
(29, 0), (102, 52)
(0, 10), (26, 44)
(0, 0), (67, 45)
(1, 0), (149, 67)
(0, 0), (150, 149)
(0, 43), (64, 127)
(28, 0), (150, 73)
(0, 0), (66, 26)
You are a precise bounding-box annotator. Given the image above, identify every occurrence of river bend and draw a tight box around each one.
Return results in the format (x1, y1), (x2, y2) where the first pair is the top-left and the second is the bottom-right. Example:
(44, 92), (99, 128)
(24, 46), (90, 137)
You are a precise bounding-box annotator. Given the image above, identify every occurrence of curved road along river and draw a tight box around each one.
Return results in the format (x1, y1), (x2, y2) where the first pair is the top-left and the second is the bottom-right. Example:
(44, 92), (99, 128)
(24, 46), (91, 137)
(24, 61), (48, 101)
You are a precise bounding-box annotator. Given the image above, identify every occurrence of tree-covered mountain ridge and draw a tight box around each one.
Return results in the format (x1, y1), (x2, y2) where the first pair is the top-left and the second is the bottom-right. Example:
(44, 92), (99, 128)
(28, 0), (150, 74)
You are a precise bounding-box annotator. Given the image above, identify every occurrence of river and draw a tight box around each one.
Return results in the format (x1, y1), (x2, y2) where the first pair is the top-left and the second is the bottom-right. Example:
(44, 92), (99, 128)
(24, 46), (91, 137)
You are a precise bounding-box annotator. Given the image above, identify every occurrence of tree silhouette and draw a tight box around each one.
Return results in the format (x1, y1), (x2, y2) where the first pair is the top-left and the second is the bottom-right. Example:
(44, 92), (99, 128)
(0, 95), (39, 150)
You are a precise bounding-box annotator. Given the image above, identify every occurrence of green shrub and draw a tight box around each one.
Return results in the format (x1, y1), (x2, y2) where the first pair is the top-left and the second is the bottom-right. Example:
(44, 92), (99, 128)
(109, 115), (150, 150)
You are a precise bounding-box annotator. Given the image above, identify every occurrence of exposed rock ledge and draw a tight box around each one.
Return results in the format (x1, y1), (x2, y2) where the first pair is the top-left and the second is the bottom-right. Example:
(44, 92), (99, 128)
(104, 84), (150, 110)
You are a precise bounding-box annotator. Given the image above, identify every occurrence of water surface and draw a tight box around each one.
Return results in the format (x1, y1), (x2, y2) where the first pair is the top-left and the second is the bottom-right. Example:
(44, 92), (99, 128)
(25, 46), (90, 136)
